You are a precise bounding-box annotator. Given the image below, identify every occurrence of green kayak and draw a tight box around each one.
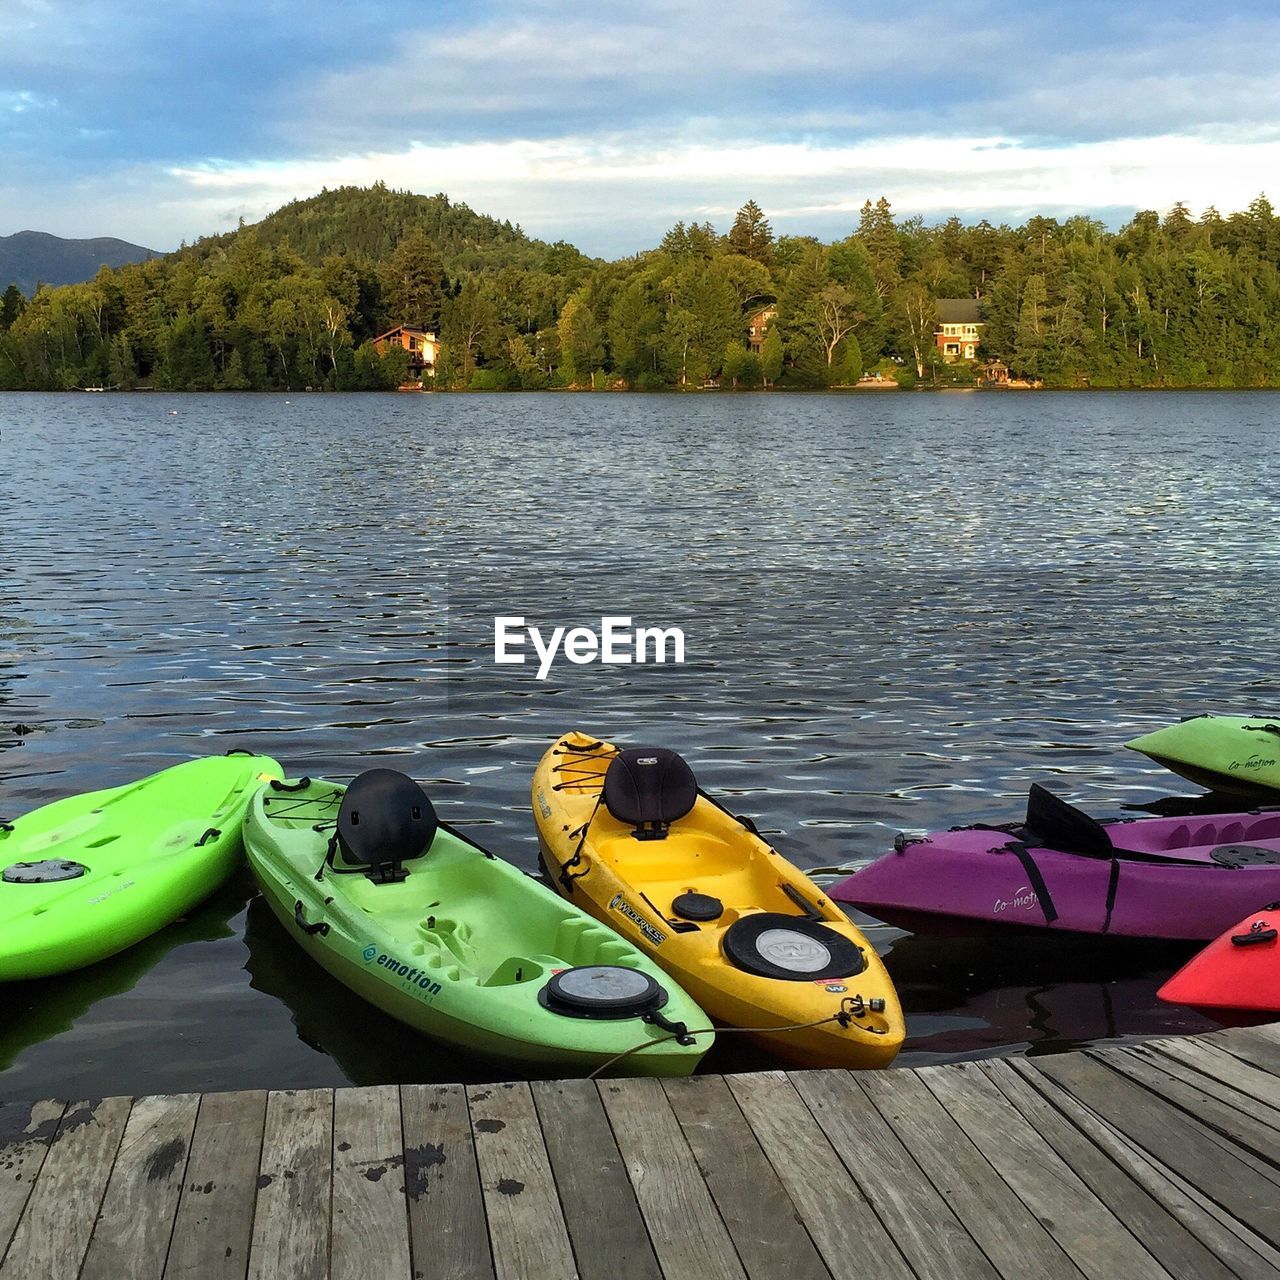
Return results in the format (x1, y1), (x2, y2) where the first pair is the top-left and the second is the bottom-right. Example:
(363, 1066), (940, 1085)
(0, 753), (282, 981)
(244, 769), (711, 1075)
(1126, 714), (1280, 796)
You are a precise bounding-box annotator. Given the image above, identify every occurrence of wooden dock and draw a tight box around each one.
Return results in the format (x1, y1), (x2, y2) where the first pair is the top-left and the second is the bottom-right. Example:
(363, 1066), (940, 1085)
(2, 1025), (1278, 1280)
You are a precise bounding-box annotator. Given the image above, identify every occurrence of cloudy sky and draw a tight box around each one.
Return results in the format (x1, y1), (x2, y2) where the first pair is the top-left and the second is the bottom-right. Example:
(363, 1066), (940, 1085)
(3, 0), (1278, 256)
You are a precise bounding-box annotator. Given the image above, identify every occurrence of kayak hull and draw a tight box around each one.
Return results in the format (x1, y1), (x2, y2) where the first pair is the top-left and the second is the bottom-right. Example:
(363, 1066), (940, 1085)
(1159, 904), (1280, 1014)
(832, 808), (1280, 942)
(245, 777), (709, 1075)
(533, 732), (904, 1069)
(1126, 715), (1280, 797)
(0, 754), (282, 981)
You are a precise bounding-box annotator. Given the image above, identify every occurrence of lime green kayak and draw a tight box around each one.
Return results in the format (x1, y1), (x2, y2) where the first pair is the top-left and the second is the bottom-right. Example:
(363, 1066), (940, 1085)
(244, 770), (711, 1075)
(0, 753), (282, 980)
(1126, 714), (1280, 796)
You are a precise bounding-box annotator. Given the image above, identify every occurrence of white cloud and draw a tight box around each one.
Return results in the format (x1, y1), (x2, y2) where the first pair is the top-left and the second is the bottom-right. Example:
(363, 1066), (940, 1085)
(1, 90), (56, 113)
(158, 127), (1280, 254)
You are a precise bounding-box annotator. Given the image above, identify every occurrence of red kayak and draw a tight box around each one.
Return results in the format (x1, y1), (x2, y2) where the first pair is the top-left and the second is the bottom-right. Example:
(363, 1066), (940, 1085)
(1158, 903), (1280, 1014)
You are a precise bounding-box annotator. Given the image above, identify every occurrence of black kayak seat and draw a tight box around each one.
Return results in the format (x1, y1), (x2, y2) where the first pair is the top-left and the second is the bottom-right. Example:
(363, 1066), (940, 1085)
(1024, 783), (1115, 857)
(603, 747), (697, 841)
(337, 769), (438, 883)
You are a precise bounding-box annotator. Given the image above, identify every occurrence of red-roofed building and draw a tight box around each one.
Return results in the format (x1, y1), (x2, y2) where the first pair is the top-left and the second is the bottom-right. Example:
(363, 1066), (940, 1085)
(373, 325), (440, 378)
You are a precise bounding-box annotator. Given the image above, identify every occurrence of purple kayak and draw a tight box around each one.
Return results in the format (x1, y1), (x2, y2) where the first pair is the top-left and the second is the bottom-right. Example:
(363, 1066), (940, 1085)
(831, 785), (1280, 941)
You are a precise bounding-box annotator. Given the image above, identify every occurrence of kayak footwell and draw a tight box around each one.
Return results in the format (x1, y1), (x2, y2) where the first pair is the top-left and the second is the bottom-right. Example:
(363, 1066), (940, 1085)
(8, 1022), (1278, 1278)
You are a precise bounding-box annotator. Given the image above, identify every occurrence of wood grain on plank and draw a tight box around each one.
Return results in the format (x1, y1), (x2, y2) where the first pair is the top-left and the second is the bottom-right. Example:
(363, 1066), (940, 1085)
(1214, 1026), (1280, 1076)
(81, 1093), (199, 1280)
(0, 1095), (132, 1280)
(1028, 1051), (1280, 1245)
(1011, 1058), (1280, 1279)
(247, 1089), (333, 1280)
(467, 1082), (576, 1280)
(332, 1086), (410, 1280)
(790, 1069), (998, 1280)
(600, 1076), (746, 1280)
(1145, 1038), (1280, 1118)
(400, 1083), (493, 1280)
(983, 1061), (1235, 1280)
(727, 1071), (913, 1280)
(531, 1078), (660, 1280)
(1094, 1045), (1280, 1168)
(858, 1068), (1081, 1279)
(662, 1075), (829, 1280)
(0, 1100), (65, 1268)
(164, 1090), (267, 1280)
(920, 1061), (1168, 1280)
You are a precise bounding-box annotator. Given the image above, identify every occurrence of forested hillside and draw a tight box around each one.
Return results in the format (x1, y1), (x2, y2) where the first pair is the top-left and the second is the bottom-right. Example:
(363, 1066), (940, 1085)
(2, 184), (1278, 391)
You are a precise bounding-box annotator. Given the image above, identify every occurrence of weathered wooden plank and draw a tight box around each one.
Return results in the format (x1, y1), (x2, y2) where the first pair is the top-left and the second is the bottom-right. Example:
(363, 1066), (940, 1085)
(858, 1069), (1081, 1279)
(919, 1061), (1168, 1280)
(1148, 1036), (1280, 1113)
(1210, 1025), (1280, 1076)
(0, 1095), (132, 1280)
(467, 1082), (576, 1280)
(599, 1076), (746, 1280)
(0, 1100), (65, 1267)
(400, 1083), (494, 1280)
(727, 1071), (913, 1280)
(1011, 1059), (1280, 1278)
(247, 1089), (333, 1280)
(982, 1061), (1236, 1280)
(1028, 1052), (1280, 1244)
(790, 1069), (998, 1280)
(164, 1090), (267, 1280)
(81, 1093), (199, 1280)
(531, 1078), (661, 1280)
(662, 1075), (830, 1280)
(1095, 1045), (1280, 1169)
(332, 1086), (411, 1280)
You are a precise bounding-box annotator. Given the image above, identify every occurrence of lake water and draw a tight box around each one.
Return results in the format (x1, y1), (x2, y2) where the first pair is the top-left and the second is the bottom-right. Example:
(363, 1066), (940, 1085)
(2, 389), (1276, 1100)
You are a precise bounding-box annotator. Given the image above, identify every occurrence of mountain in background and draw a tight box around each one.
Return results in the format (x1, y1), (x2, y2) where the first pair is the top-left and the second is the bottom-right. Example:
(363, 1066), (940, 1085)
(184, 183), (594, 275)
(0, 230), (161, 296)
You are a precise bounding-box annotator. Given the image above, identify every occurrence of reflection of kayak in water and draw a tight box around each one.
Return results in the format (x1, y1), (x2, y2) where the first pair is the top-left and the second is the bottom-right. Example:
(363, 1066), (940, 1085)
(242, 895), (535, 1086)
(0, 871), (254, 1075)
(878, 929), (1218, 1063)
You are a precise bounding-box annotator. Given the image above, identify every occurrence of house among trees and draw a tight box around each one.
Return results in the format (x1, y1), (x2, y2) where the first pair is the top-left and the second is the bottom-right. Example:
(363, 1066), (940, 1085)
(373, 325), (439, 378)
(934, 299), (983, 361)
(746, 305), (776, 355)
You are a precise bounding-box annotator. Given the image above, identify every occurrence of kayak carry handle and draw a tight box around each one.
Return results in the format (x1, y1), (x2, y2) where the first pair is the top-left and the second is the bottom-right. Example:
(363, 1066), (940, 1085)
(294, 900), (330, 936)
(270, 777), (312, 793)
(195, 828), (221, 846)
(224, 748), (255, 757)
(1231, 922), (1277, 947)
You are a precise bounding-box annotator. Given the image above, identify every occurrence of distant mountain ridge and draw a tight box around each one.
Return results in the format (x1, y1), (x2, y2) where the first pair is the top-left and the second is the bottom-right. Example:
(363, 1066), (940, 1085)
(0, 230), (160, 296)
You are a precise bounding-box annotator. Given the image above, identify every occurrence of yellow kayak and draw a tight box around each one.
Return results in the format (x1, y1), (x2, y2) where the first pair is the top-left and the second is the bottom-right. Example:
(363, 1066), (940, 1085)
(532, 731), (904, 1068)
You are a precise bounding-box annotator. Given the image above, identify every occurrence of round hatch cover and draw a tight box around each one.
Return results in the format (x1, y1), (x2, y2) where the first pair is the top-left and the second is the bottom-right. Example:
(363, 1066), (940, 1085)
(672, 891), (724, 922)
(722, 912), (867, 982)
(539, 965), (666, 1019)
(3, 859), (88, 884)
(754, 928), (832, 973)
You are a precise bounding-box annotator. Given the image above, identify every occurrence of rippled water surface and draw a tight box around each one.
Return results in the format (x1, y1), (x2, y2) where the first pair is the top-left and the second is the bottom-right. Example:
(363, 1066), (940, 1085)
(2, 389), (1277, 1099)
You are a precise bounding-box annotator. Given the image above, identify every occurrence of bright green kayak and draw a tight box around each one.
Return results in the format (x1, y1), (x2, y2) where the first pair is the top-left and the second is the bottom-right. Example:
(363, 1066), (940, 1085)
(244, 770), (711, 1075)
(1126, 714), (1280, 796)
(0, 753), (282, 981)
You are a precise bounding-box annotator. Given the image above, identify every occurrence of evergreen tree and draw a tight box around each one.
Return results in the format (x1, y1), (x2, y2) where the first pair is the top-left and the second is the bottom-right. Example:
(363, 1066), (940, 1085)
(727, 200), (775, 265)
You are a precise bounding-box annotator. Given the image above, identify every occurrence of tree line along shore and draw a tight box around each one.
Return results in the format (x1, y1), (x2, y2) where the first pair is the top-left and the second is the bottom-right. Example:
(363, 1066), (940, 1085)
(2, 184), (1279, 392)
